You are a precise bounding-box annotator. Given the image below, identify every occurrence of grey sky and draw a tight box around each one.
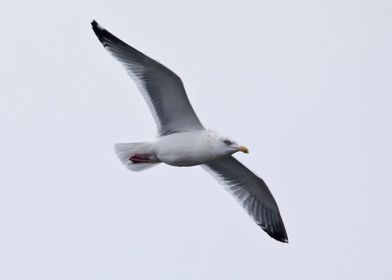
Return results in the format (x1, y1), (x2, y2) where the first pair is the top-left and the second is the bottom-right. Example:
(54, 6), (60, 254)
(0, 0), (391, 279)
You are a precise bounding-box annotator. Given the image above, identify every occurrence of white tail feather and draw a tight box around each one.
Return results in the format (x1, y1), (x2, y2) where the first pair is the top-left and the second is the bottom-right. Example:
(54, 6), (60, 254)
(114, 142), (159, 172)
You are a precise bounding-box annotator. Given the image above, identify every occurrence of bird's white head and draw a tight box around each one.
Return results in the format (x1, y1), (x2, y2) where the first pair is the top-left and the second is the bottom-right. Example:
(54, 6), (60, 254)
(207, 130), (249, 157)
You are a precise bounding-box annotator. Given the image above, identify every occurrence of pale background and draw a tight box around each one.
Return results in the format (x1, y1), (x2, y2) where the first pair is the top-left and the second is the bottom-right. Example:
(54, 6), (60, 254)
(1, 0), (391, 279)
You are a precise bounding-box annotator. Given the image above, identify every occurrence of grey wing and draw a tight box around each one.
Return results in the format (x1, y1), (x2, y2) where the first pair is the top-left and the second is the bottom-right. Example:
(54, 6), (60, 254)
(91, 20), (204, 136)
(204, 156), (288, 243)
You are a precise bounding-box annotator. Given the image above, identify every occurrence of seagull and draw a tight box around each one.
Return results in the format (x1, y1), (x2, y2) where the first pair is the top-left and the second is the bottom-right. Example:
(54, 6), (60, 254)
(91, 20), (288, 243)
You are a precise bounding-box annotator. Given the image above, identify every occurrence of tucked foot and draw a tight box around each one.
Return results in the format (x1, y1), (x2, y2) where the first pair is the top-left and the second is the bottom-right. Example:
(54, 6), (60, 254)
(129, 154), (151, 163)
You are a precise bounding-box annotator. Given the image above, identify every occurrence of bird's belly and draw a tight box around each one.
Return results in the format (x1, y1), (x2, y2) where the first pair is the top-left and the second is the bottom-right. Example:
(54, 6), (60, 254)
(155, 143), (215, 167)
(154, 131), (220, 167)
(157, 150), (212, 167)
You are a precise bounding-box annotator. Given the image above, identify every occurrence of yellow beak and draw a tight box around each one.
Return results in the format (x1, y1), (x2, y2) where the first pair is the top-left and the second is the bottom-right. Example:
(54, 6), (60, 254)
(239, 146), (249, 154)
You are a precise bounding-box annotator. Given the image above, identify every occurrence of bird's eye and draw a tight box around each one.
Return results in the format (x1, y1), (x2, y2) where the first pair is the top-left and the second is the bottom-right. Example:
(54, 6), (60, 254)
(223, 139), (232, 145)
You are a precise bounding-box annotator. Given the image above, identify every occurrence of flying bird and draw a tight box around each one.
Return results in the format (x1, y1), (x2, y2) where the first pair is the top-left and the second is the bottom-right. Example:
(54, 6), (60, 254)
(91, 20), (288, 243)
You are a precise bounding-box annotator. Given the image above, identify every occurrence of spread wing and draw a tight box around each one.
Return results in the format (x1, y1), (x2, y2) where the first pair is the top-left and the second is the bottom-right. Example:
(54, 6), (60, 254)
(91, 20), (204, 136)
(204, 156), (288, 243)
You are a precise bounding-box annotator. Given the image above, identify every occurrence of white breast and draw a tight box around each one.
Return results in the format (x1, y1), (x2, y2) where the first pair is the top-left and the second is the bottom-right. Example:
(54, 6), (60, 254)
(153, 130), (221, 166)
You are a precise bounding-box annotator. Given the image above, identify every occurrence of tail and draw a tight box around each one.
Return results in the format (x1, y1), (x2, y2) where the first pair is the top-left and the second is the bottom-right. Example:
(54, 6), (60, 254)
(114, 142), (160, 172)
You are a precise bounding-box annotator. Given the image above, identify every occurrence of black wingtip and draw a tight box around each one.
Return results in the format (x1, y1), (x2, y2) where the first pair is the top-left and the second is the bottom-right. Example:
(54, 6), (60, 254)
(91, 20), (101, 32)
(277, 236), (289, 243)
(269, 232), (289, 243)
(91, 20), (107, 44)
(91, 19), (99, 27)
(91, 19), (97, 29)
(258, 223), (289, 243)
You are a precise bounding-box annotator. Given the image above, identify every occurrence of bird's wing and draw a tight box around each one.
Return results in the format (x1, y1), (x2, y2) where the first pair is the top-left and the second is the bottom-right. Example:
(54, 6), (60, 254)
(91, 20), (204, 136)
(203, 156), (288, 243)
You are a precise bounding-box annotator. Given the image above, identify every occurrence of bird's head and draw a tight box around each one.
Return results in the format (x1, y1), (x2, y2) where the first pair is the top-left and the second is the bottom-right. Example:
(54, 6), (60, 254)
(208, 130), (249, 156)
(220, 137), (249, 155)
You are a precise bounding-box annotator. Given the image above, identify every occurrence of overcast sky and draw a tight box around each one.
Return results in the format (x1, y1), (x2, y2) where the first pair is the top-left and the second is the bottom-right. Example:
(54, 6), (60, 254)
(1, 0), (391, 279)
